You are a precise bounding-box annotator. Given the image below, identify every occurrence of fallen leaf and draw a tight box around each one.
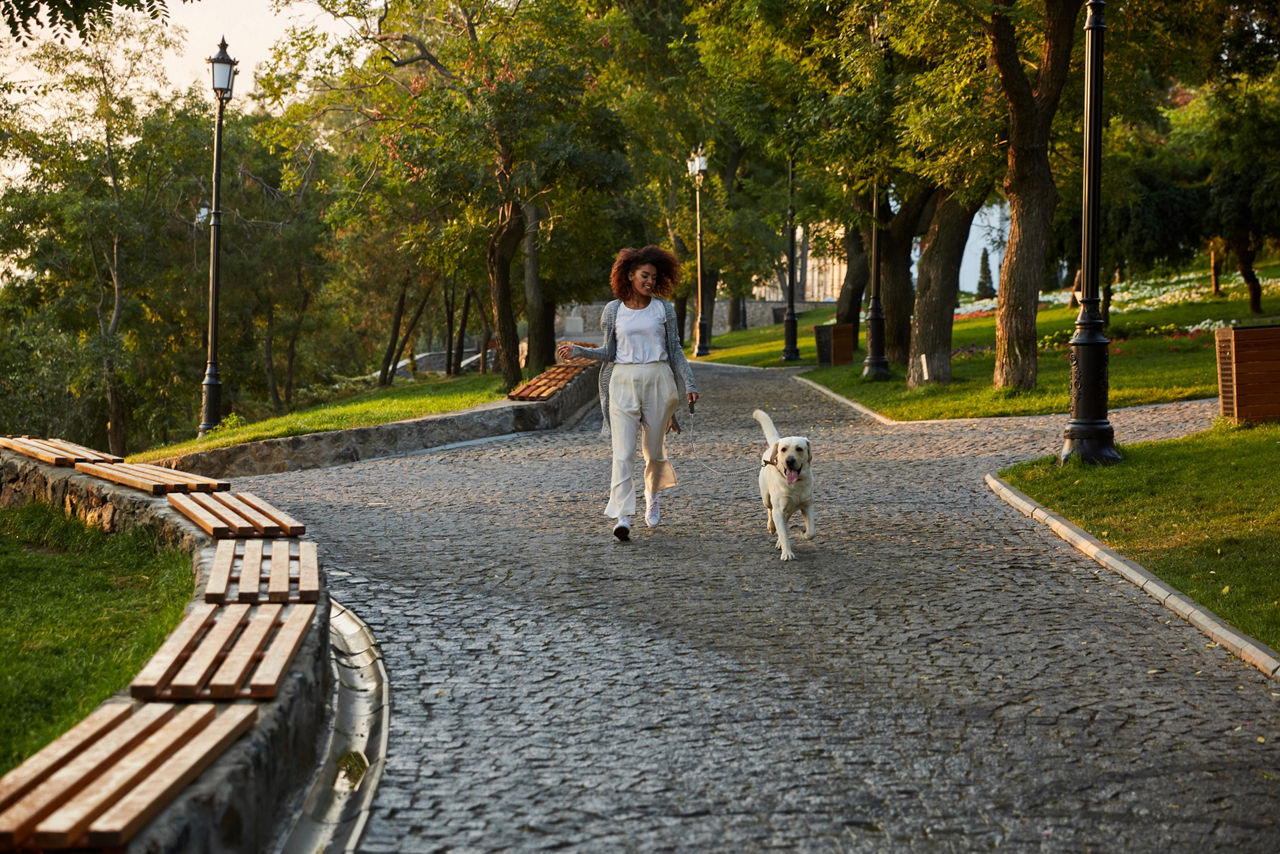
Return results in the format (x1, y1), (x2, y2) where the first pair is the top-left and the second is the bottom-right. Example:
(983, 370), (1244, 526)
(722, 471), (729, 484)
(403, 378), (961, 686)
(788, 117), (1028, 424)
(1223, 585), (1231, 594)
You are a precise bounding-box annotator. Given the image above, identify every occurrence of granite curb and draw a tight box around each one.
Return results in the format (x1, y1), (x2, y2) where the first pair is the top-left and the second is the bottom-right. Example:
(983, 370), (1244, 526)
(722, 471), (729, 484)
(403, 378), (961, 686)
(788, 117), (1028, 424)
(0, 449), (331, 853)
(153, 364), (602, 479)
(792, 374), (897, 425)
(985, 472), (1280, 680)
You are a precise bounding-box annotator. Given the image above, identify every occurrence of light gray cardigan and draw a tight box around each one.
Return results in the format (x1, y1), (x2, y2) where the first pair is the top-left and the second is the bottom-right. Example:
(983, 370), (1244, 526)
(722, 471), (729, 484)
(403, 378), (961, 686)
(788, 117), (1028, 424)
(571, 298), (698, 438)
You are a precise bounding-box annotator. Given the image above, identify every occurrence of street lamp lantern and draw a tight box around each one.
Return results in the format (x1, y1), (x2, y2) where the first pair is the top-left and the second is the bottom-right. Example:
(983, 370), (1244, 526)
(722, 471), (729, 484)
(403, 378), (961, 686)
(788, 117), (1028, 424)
(1059, 1), (1120, 464)
(198, 38), (237, 437)
(209, 38), (238, 101)
(687, 145), (710, 357)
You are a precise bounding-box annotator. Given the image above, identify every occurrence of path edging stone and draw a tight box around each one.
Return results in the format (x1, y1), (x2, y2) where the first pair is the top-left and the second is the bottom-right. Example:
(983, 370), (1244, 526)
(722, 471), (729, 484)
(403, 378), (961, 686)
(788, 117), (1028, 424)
(0, 449), (331, 853)
(985, 472), (1280, 680)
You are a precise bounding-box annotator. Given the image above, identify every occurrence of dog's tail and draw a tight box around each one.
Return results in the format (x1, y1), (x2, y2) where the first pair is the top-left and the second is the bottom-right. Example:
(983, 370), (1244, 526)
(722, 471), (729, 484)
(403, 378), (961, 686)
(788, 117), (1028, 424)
(753, 409), (781, 445)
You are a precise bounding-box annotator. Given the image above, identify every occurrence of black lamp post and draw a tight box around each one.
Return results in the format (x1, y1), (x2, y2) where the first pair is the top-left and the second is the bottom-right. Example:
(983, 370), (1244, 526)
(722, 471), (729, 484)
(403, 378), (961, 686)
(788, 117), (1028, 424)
(1059, 1), (1120, 464)
(862, 181), (890, 379)
(198, 38), (238, 438)
(782, 154), (800, 361)
(686, 146), (710, 356)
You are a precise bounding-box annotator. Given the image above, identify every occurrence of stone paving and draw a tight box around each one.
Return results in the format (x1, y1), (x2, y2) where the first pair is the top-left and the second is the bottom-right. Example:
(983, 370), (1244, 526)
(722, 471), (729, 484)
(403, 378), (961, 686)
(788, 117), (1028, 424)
(241, 365), (1280, 851)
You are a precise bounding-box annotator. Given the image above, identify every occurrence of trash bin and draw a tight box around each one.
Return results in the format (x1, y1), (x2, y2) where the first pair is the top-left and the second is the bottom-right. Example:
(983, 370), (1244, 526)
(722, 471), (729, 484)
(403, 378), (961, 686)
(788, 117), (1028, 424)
(814, 324), (833, 366)
(1216, 324), (1280, 422)
(814, 323), (855, 367)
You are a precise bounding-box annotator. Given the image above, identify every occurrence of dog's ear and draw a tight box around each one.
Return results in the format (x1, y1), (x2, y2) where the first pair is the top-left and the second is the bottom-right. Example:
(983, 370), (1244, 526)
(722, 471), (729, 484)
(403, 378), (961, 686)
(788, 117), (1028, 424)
(803, 440), (812, 461)
(768, 442), (778, 467)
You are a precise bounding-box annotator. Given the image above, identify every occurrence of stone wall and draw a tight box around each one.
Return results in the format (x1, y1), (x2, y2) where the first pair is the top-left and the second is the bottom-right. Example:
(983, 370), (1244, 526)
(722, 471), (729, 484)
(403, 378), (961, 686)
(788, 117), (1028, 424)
(0, 452), (331, 854)
(152, 362), (602, 479)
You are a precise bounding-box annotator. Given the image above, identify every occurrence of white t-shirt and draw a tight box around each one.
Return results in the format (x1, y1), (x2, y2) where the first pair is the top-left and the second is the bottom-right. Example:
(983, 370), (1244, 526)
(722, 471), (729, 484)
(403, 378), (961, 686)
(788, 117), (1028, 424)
(615, 300), (667, 364)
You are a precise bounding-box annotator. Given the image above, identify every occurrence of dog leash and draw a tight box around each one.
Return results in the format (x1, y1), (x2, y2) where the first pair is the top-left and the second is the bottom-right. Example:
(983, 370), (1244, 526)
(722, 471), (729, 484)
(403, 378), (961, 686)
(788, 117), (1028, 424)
(673, 401), (737, 478)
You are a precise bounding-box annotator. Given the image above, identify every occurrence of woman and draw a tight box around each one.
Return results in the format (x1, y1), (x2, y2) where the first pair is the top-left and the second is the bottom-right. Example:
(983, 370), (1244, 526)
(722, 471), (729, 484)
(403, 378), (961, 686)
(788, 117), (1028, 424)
(557, 245), (699, 541)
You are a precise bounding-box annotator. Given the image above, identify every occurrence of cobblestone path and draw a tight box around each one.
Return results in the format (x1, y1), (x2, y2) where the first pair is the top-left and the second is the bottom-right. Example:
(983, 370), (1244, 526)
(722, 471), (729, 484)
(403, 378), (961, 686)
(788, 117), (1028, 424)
(242, 365), (1280, 851)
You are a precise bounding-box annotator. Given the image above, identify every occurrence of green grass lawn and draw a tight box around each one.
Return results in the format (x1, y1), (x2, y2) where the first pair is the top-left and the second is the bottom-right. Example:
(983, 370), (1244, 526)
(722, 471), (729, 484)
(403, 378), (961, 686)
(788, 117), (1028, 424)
(1000, 422), (1280, 652)
(0, 502), (192, 776)
(131, 372), (505, 463)
(700, 271), (1278, 421)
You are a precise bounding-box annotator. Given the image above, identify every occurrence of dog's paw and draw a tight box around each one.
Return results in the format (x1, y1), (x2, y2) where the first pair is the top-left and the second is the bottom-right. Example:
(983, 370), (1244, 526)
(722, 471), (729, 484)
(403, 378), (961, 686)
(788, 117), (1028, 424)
(780, 548), (796, 561)
(802, 530), (815, 540)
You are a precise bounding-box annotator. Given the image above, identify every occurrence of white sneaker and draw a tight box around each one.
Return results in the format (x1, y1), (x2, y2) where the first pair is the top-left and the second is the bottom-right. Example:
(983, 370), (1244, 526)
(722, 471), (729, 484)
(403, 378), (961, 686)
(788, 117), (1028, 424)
(645, 495), (661, 528)
(613, 516), (631, 541)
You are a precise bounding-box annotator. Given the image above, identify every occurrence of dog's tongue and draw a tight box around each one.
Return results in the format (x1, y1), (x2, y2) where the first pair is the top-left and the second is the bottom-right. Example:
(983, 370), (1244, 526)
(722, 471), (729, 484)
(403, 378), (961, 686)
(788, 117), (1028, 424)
(785, 469), (799, 484)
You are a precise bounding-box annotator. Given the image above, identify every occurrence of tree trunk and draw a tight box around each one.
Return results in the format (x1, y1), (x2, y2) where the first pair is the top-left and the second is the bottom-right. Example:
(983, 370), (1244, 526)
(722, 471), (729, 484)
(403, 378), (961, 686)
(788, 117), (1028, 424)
(1229, 236), (1264, 313)
(391, 290), (432, 383)
(908, 193), (980, 387)
(522, 202), (553, 375)
(835, 228), (868, 350)
(105, 364), (126, 457)
(264, 303), (283, 413)
(379, 275), (409, 387)
(283, 267), (312, 408)
(453, 287), (473, 374)
(728, 296), (746, 331)
(674, 296), (688, 346)
(880, 186), (936, 365)
(1210, 245), (1223, 296)
(487, 198), (526, 389)
(797, 228), (809, 301)
(990, 0), (1082, 390)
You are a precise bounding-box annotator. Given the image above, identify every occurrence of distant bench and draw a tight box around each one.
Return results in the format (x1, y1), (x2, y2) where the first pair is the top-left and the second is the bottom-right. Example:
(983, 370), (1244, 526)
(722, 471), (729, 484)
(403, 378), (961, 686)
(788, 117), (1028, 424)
(0, 435), (325, 851)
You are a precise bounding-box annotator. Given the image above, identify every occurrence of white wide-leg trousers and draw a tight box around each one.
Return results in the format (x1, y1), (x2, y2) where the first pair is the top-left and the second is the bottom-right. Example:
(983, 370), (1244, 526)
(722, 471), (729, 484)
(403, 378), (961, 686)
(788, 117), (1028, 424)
(605, 362), (679, 519)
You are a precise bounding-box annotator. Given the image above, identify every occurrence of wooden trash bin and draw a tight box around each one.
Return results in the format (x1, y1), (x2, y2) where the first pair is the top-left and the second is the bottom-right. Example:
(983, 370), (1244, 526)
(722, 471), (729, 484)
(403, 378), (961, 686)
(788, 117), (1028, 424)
(1215, 324), (1280, 422)
(814, 324), (855, 367)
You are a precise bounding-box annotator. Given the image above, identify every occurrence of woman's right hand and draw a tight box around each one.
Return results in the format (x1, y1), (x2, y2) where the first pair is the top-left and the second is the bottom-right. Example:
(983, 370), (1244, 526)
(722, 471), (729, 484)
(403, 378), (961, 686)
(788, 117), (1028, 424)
(556, 342), (575, 361)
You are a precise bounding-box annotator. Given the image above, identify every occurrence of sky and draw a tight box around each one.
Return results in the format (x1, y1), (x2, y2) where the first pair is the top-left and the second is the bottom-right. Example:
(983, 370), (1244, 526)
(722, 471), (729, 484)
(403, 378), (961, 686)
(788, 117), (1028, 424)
(161, 0), (344, 95)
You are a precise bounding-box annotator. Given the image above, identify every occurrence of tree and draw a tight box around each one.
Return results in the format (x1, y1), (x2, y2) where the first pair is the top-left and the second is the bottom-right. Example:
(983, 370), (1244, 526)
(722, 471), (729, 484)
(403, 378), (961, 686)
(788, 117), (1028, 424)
(269, 0), (629, 390)
(976, 247), (997, 298)
(2, 0), (173, 43)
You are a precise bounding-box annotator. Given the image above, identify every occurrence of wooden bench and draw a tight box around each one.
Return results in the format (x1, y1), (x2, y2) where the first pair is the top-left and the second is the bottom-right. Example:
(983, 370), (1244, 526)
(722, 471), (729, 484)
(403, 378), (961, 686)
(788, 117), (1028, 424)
(507, 355), (594, 401)
(205, 539), (320, 604)
(167, 491), (305, 539)
(0, 703), (256, 850)
(0, 437), (121, 467)
(130, 602), (318, 701)
(73, 461), (230, 495)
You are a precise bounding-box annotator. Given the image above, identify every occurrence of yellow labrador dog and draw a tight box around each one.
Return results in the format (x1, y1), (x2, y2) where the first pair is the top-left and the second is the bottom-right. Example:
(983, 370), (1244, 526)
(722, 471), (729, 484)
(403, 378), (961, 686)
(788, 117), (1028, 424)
(753, 409), (813, 561)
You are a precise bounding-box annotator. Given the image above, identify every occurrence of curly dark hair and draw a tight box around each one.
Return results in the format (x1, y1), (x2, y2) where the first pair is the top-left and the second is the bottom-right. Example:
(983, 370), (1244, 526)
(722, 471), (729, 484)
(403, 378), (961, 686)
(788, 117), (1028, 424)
(610, 245), (680, 301)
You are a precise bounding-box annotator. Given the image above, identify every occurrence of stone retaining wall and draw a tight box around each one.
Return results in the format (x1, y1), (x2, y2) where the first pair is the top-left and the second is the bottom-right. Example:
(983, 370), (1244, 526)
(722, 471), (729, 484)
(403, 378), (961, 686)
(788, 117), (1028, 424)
(153, 363), (602, 478)
(0, 452), (330, 854)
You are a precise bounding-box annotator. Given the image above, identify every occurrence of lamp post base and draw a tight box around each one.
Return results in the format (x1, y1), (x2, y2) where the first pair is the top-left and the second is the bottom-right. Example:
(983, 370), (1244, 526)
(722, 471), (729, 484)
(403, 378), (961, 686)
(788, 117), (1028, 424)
(862, 312), (890, 380)
(1058, 421), (1121, 465)
(782, 309), (799, 361)
(198, 364), (221, 438)
(695, 317), (710, 357)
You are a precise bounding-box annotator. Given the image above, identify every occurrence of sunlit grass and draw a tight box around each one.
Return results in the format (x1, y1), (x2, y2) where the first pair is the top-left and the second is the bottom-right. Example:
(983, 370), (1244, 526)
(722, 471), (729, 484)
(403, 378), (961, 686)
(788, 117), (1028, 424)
(689, 306), (836, 367)
(1001, 422), (1280, 651)
(0, 502), (192, 776)
(131, 373), (505, 462)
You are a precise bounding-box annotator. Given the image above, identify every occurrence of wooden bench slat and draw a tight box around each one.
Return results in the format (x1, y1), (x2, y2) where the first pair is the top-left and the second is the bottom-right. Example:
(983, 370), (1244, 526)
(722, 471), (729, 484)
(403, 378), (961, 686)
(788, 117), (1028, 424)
(218, 493), (283, 537)
(108, 463), (200, 493)
(267, 542), (292, 602)
(189, 493), (257, 538)
(73, 461), (168, 495)
(248, 605), (316, 698)
(128, 462), (228, 492)
(235, 492), (306, 536)
(86, 705), (257, 848)
(36, 438), (122, 464)
(0, 704), (175, 848)
(33, 705), (216, 848)
(237, 540), (265, 603)
(169, 604), (251, 698)
(204, 540), (238, 604)
(21, 438), (94, 462)
(207, 606), (282, 698)
(131, 605), (218, 700)
(0, 437), (73, 466)
(0, 705), (132, 814)
(167, 493), (232, 538)
(298, 542), (320, 603)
